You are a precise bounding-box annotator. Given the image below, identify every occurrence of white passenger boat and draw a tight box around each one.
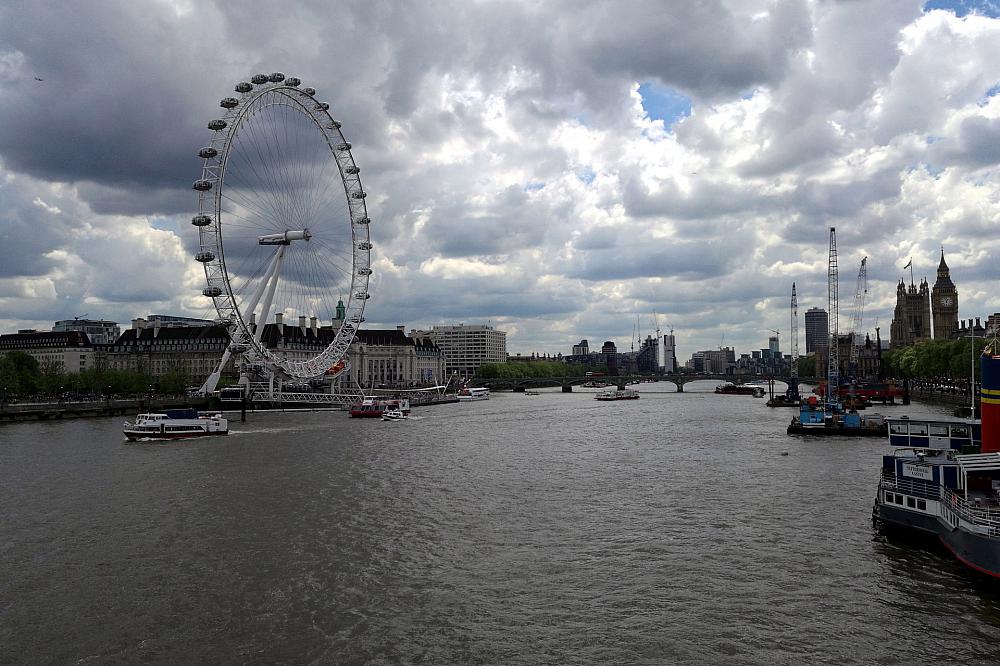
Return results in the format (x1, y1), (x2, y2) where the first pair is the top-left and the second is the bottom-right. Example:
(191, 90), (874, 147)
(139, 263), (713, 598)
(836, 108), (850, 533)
(123, 409), (228, 441)
(457, 387), (490, 401)
(381, 407), (408, 421)
(595, 388), (640, 401)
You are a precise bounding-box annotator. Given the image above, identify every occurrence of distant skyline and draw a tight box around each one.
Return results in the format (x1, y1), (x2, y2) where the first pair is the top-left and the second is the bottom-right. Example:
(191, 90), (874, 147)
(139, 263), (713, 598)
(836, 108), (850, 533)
(1, 0), (998, 358)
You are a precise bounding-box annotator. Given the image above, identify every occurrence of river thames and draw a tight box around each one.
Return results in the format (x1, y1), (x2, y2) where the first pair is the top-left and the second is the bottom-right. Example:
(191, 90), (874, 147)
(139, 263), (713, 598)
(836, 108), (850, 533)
(3, 382), (1000, 664)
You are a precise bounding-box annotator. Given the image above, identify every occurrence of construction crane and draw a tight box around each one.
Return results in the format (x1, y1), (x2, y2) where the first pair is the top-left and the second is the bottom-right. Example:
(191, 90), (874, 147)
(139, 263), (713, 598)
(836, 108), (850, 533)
(827, 227), (839, 406)
(790, 283), (800, 400)
(848, 256), (868, 380)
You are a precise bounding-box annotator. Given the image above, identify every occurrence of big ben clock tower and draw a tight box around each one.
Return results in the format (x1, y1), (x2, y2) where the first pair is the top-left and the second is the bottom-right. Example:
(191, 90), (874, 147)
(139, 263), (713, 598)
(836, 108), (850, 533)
(931, 247), (959, 339)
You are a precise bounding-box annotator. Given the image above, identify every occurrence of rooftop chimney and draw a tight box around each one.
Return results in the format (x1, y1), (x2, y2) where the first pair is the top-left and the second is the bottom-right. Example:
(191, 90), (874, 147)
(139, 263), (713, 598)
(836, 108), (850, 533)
(299, 315), (307, 335)
(310, 316), (318, 336)
(397, 325), (405, 332)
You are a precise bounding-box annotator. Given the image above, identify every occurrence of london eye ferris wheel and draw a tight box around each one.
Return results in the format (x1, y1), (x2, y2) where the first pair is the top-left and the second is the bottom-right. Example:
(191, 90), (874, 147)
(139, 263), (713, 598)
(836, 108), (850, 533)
(191, 72), (371, 392)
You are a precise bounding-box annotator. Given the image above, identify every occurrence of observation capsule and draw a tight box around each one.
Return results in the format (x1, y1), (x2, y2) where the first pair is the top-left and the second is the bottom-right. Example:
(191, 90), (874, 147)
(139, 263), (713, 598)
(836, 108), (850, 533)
(351, 191), (366, 199)
(198, 147), (218, 159)
(229, 343), (248, 353)
(302, 87), (316, 96)
(220, 97), (238, 109)
(235, 82), (252, 93)
(344, 165), (360, 174)
(285, 77), (301, 87)
(193, 179), (213, 191)
(203, 286), (222, 297)
(208, 119), (227, 130)
(357, 241), (373, 250)
(269, 72), (285, 82)
(195, 251), (216, 263)
(358, 267), (373, 276)
(315, 102), (329, 111)
(336, 142), (352, 151)
(356, 216), (370, 225)
(191, 214), (212, 226)
(327, 120), (341, 129)
(355, 292), (371, 300)
(251, 74), (269, 84)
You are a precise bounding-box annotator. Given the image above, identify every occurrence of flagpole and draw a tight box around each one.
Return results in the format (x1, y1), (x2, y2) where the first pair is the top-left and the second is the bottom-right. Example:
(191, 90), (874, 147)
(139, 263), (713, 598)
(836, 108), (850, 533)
(909, 259), (913, 285)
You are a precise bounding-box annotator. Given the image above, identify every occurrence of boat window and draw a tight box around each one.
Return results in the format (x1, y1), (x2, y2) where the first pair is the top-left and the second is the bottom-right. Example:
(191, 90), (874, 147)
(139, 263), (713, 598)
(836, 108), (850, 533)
(890, 423), (908, 435)
(929, 424), (949, 437)
(885, 491), (894, 503)
(909, 423), (928, 436)
(917, 499), (926, 510)
(951, 425), (970, 439)
(907, 497), (916, 508)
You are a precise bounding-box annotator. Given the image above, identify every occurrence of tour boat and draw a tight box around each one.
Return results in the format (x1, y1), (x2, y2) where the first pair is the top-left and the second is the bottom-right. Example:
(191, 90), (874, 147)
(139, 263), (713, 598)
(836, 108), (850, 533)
(123, 409), (228, 441)
(873, 348), (1000, 578)
(381, 407), (408, 421)
(595, 388), (640, 401)
(715, 382), (764, 397)
(457, 387), (490, 401)
(349, 397), (411, 418)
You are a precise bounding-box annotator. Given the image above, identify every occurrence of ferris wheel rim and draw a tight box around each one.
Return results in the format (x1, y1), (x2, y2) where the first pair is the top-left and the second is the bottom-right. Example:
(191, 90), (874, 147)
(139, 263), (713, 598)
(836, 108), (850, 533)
(193, 74), (371, 379)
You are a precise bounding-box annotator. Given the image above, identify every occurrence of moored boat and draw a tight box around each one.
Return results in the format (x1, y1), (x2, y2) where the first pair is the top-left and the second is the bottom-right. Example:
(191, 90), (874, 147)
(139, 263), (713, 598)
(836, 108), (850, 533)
(123, 409), (228, 441)
(595, 388), (640, 401)
(873, 348), (1000, 578)
(787, 395), (886, 436)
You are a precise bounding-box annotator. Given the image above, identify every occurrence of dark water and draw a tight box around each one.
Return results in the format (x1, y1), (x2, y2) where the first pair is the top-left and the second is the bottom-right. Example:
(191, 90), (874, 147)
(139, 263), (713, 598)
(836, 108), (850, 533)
(3, 383), (1000, 664)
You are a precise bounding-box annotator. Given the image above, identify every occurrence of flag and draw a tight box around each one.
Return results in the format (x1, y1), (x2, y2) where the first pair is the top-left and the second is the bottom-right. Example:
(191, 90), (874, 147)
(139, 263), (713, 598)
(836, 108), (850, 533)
(903, 258), (912, 270)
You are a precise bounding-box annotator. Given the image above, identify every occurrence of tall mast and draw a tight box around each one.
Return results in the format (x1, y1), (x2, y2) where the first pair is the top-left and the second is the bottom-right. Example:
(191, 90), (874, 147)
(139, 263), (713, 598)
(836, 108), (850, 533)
(827, 227), (839, 405)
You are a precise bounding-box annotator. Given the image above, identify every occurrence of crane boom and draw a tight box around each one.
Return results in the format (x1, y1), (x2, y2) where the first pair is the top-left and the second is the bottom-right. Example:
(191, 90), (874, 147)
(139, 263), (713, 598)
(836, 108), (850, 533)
(849, 257), (868, 377)
(827, 227), (839, 405)
(791, 283), (798, 380)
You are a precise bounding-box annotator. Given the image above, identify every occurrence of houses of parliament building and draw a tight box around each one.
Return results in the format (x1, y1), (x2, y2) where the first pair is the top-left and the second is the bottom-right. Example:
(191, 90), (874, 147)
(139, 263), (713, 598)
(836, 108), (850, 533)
(890, 249), (959, 348)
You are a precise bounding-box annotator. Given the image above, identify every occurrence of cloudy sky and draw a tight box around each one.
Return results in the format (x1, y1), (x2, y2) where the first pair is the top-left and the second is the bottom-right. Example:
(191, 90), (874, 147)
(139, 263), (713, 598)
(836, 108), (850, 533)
(1, 0), (998, 360)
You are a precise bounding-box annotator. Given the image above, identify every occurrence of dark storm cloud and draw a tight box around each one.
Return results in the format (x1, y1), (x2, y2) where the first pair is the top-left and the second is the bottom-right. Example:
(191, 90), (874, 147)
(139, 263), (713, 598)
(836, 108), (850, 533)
(565, 238), (735, 282)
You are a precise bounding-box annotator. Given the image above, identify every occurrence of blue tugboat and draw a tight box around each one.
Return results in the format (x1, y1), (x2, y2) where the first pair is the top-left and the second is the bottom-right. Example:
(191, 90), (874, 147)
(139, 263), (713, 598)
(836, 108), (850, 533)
(873, 347), (1000, 578)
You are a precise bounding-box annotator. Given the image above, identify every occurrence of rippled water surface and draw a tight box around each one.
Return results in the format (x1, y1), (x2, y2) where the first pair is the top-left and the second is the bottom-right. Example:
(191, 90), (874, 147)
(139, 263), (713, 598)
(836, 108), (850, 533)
(4, 383), (1000, 664)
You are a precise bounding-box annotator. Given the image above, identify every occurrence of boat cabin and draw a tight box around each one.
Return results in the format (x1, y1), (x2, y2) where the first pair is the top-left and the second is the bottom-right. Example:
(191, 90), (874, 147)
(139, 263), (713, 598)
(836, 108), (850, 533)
(887, 417), (981, 452)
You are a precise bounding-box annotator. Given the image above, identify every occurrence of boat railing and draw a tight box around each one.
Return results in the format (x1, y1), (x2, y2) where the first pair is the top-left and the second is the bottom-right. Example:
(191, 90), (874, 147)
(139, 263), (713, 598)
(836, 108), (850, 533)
(878, 472), (940, 500)
(880, 472), (1000, 536)
(941, 487), (1000, 536)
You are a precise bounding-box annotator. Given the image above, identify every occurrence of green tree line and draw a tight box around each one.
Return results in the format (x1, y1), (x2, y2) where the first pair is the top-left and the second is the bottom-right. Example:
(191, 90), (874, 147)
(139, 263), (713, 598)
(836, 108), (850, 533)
(475, 361), (609, 379)
(883, 337), (987, 380)
(0, 351), (193, 398)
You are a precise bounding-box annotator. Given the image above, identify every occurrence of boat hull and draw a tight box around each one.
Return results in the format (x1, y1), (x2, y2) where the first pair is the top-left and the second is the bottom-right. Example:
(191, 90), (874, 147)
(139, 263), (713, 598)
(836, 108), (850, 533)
(124, 429), (228, 442)
(876, 501), (1000, 578)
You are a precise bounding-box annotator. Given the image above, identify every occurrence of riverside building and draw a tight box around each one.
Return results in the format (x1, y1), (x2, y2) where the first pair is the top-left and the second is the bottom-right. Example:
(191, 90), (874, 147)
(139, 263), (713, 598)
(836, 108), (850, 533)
(804, 308), (828, 354)
(52, 319), (121, 345)
(0, 330), (95, 373)
(409, 323), (506, 378)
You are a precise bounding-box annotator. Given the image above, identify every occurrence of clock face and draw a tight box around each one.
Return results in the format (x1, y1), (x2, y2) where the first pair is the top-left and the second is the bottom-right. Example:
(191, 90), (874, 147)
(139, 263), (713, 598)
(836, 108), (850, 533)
(941, 296), (953, 307)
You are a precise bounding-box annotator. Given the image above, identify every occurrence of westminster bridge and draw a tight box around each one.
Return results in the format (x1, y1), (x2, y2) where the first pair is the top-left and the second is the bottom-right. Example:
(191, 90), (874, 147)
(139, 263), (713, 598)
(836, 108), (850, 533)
(470, 374), (789, 393)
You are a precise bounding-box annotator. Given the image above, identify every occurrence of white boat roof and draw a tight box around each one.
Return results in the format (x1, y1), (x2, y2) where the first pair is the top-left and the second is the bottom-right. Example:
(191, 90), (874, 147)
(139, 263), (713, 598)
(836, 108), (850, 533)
(955, 452), (1000, 473)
